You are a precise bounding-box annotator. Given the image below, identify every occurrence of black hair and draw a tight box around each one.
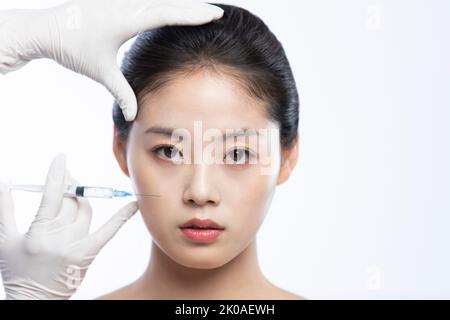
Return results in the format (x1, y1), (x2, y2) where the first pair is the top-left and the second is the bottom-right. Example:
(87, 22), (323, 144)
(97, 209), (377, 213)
(113, 3), (299, 149)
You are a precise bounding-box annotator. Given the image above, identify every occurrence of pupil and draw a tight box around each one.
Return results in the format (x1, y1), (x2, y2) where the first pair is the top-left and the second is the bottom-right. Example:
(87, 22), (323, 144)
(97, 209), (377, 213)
(165, 147), (175, 158)
(234, 149), (243, 161)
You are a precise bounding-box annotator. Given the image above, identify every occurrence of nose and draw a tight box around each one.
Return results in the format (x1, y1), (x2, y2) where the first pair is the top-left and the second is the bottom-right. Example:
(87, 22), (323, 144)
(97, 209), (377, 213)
(182, 163), (220, 207)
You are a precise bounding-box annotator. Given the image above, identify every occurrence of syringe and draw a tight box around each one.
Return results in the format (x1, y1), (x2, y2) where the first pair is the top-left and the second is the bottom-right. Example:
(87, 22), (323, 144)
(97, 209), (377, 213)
(9, 184), (160, 199)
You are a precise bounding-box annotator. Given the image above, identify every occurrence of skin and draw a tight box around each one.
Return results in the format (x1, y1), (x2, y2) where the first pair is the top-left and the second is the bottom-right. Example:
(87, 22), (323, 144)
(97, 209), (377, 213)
(98, 67), (302, 300)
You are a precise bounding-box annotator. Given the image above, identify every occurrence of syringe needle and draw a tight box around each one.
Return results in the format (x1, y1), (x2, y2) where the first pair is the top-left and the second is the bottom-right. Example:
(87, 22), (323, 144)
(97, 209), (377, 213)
(113, 190), (161, 198)
(131, 193), (162, 197)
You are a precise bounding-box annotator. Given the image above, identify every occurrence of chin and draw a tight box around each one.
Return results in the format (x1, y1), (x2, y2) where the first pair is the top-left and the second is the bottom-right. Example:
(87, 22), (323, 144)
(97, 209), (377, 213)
(179, 259), (228, 270)
(170, 250), (235, 270)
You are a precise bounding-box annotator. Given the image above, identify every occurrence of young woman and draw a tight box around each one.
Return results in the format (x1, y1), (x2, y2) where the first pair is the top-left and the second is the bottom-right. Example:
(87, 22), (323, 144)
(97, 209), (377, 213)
(100, 3), (302, 299)
(0, 2), (301, 300)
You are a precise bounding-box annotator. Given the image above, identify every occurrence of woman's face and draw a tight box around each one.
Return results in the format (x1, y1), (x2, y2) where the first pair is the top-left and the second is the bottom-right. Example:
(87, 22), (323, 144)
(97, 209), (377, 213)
(114, 69), (296, 269)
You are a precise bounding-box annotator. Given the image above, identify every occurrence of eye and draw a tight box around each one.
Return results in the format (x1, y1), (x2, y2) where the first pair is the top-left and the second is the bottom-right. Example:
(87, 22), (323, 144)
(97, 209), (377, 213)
(152, 145), (183, 163)
(224, 147), (253, 164)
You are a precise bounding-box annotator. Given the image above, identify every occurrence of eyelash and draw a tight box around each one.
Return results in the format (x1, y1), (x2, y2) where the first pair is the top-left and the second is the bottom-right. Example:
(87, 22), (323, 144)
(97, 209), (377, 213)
(151, 145), (183, 162)
(224, 147), (255, 164)
(150, 145), (255, 164)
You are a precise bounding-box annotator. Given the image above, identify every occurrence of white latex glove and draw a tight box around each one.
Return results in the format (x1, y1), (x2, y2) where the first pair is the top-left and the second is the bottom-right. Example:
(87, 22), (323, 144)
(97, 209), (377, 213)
(0, 154), (139, 300)
(0, 0), (224, 121)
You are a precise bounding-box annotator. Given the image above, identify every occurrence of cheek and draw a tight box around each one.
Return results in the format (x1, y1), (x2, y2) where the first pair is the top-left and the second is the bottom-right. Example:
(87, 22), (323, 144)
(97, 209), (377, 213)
(226, 169), (276, 235)
(139, 200), (178, 245)
(127, 150), (169, 229)
(128, 146), (186, 193)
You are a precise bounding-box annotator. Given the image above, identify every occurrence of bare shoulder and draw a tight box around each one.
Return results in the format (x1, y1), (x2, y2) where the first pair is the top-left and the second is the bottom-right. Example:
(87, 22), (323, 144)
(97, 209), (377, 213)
(262, 282), (306, 300)
(279, 290), (306, 300)
(95, 280), (306, 300)
(271, 288), (306, 300)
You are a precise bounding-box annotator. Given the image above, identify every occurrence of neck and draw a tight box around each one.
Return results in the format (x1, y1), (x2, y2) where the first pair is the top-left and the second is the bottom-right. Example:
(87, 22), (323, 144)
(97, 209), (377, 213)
(136, 239), (271, 299)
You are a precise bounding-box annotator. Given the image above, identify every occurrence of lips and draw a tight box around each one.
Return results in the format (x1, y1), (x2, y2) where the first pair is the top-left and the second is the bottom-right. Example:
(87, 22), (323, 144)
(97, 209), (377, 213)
(179, 218), (225, 243)
(179, 218), (225, 230)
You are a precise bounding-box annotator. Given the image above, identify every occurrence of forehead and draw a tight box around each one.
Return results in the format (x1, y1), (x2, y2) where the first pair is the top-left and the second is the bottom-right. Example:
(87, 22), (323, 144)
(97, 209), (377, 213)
(135, 69), (272, 131)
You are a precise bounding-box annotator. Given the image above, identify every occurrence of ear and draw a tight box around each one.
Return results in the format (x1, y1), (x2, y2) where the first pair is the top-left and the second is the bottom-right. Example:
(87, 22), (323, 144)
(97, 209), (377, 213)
(113, 125), (130, 177)
(276, 135), (300, 185)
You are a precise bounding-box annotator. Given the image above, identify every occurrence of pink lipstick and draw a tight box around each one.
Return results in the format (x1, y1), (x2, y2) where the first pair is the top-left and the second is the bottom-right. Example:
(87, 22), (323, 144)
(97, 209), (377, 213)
(179, 218), (225, 243)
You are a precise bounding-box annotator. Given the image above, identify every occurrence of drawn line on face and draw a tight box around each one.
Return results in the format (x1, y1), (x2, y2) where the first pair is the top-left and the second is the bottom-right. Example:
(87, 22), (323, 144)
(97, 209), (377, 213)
(131, 193), (162, 198)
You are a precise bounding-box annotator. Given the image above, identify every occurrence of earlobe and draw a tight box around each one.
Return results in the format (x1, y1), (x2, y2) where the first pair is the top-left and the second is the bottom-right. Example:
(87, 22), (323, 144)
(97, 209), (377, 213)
(113, 126), (130, 177)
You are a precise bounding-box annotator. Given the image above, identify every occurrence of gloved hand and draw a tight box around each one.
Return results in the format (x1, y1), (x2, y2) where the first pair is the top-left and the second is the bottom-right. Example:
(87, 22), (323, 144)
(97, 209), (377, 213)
(0, 0), (224, 121)
(0, 154), (138, 300)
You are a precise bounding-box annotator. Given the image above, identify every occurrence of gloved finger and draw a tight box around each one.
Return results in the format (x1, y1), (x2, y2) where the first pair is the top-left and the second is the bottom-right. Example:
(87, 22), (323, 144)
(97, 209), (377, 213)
(33, 154), (66, 224)
(86, 201), (138, 255)
(72, 197), (92, 237)
(101, 3), (223, 122)
(100, 65), (137, 121)
(53, 169), (79, 226)
(0, 180), (17, 235)
(134, 1), (224, 31)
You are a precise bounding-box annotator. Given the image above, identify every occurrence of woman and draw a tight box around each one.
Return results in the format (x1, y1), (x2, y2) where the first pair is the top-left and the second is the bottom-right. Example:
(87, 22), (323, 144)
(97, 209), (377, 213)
(101, 3), (302, 299)
(0, 3), (301, 300)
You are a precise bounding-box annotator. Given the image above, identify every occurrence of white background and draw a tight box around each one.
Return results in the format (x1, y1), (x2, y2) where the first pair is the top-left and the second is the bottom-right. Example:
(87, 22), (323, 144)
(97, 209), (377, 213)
(1, 0), (449, 299)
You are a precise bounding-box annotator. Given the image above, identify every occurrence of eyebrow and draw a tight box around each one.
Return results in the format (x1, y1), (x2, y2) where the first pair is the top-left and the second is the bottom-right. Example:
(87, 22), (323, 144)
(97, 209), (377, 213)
(144, 126), (259, 140)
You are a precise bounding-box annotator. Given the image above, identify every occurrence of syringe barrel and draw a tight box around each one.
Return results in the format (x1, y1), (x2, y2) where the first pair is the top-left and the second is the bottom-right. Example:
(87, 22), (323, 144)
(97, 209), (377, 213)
(74, 186), (114, 198)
